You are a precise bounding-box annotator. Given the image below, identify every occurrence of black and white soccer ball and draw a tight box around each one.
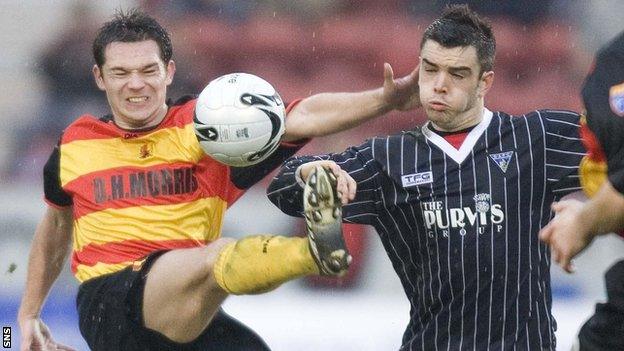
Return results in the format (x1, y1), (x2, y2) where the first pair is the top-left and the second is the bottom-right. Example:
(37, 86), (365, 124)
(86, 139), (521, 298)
(194, 73), (285, 167)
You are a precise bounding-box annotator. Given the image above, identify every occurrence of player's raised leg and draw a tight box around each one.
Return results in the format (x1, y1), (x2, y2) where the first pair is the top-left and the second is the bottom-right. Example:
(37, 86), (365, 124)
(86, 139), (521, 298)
(142, 236), (319, 342)
(142, 167), (349, 343)
(142, 238), (231, 343)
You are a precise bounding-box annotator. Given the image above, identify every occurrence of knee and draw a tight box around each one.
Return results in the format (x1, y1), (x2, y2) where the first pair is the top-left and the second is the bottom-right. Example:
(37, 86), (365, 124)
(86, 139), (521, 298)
(204, 237), (236, 276)
(203, 237), (234, 261)
(208, 237), (236, 257)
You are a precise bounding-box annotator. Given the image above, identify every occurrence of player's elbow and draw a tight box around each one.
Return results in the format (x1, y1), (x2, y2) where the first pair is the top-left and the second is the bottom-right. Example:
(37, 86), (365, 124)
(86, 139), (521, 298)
(266, 188), (302, 217)
(283, 111), (322, 141)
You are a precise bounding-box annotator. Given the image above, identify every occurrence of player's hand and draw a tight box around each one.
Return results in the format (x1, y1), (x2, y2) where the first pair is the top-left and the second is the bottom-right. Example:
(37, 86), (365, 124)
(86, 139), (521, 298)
(381, 63), (421, 111)
(539, 199), (595, 273)
(19, 318), (76, 351)
(299, 161), (356, 205)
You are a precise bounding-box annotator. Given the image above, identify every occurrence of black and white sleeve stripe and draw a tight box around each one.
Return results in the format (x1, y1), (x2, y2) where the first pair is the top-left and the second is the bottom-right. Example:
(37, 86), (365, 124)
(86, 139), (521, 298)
(540, 110), (586, 195)
(266, 139), (384, 225)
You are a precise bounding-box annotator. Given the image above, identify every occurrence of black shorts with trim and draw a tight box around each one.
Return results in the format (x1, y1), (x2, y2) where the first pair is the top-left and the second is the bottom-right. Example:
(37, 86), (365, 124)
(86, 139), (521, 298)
(76, 251), (271, 351)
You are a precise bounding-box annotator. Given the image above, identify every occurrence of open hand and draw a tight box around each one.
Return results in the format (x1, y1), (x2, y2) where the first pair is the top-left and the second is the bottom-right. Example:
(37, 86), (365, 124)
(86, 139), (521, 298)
(382, 63), (420, 111)
(539, 199), (594, 273)
(20, 318), (76, 351)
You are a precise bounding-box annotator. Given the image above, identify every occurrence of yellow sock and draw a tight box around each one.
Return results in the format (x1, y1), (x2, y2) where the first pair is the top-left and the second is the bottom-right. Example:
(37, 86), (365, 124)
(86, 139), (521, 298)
(213, 235), (319, 295)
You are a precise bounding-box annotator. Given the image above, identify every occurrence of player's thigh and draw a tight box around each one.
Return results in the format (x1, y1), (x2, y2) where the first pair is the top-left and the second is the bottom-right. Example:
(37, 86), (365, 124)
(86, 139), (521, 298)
(195, 309), (271, 351)
(142, 238), (233, 338)
(76, 268), (147, 351)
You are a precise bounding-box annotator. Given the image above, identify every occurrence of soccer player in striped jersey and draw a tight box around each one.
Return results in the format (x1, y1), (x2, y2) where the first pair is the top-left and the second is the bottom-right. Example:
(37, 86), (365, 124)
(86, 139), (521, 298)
(16, 9), (419, 351)
(268, 5), (586, 350)
(540, 31), (624, 350)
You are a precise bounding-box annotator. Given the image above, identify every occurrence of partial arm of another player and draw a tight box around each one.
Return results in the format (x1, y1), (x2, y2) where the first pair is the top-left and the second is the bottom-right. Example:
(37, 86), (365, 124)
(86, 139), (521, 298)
(576, 181), (624, 234)
(282, 63), (420, 142)
(539, 180), (624, 273)
(18, 206), (76, 351)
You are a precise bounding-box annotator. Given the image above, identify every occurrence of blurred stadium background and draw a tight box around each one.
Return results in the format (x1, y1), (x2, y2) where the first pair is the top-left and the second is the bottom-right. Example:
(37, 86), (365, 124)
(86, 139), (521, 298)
(1, 1), (624, 350)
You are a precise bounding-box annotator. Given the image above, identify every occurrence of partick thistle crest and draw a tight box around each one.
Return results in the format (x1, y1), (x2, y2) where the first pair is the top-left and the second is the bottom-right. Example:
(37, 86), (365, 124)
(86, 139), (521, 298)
(139, 144), (152, 159)
(609, 82), (624, 117)
(474, 193), (491, 213)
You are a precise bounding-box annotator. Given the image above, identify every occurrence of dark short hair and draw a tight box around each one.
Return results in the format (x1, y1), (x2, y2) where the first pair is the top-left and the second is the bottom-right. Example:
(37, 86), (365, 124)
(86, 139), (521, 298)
(92, 8), (172, 67)
(420, 4), (496, 74)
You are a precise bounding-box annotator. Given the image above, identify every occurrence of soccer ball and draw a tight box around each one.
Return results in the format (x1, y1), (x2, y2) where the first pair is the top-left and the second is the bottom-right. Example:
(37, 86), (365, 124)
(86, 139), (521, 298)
(193, 73), (286, 167)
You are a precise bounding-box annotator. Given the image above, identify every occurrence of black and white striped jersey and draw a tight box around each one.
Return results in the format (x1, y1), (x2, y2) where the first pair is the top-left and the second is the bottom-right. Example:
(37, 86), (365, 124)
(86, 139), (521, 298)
(267, 108), (585, 350)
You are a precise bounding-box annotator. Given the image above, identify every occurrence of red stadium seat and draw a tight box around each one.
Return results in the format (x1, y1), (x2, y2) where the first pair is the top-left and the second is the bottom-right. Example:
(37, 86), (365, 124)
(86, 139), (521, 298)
(241, 15), (310, 68)
(380, 16), (428, 74)
(316, 14), (387, 72)
(532, 20), (578, 67)
(490, 18), (533, 68)
(176, 17), (242, 54)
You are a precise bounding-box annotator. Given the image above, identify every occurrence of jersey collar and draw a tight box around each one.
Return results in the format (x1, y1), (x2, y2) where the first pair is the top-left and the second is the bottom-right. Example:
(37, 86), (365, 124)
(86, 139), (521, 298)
(422, 108), (493, 164)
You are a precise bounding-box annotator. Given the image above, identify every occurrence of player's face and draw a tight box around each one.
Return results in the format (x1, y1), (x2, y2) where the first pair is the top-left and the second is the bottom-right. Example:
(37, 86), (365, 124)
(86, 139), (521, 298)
(418, 40), (493, 130)
(93, 40), (175, 129)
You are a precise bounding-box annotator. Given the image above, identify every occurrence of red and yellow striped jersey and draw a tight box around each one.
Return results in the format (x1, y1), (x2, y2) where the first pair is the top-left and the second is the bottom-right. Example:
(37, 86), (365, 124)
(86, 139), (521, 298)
(43, 97), (305, 282)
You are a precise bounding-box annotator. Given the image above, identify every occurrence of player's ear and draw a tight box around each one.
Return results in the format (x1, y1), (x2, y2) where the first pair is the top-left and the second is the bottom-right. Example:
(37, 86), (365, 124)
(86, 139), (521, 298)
(165, 60), (176, 86)
(478, 70), (494, 98)
(93, 64), (106, 91)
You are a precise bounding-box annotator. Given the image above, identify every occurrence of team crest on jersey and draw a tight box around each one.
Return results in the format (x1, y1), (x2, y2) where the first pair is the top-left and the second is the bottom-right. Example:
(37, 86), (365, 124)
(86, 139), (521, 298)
(139, 142), (154, 159)
(401, 171), (433, 187)
(489, 151), (514, 173)
(609, 82), (624, 117)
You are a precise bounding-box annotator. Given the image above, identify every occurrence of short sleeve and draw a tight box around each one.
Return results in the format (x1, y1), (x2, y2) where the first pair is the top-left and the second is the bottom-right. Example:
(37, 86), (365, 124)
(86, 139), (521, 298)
(542, 110), (586, 194)
(43, 145), (72, 207)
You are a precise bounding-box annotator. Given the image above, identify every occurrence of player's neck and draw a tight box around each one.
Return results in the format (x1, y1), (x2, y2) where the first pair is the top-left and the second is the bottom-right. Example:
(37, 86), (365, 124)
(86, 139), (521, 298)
(429, 124), (475, 136)
(431, 104), (484, 132)
(112, 104), (169, 130)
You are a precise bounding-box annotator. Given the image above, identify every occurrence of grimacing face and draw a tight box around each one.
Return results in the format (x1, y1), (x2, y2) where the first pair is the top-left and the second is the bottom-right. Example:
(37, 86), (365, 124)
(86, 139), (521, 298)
(93, 40), (175, 130)
(418, 40), (493, 131)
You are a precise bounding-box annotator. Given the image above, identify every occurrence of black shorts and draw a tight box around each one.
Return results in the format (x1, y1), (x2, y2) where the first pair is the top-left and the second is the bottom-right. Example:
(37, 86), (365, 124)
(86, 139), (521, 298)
(76, 251), (271, 351)
(577, 260), (624, 350)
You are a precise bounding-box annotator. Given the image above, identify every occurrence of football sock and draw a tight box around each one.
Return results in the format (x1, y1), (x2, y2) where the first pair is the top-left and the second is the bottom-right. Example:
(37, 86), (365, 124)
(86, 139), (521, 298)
(213, 235), (319, 295)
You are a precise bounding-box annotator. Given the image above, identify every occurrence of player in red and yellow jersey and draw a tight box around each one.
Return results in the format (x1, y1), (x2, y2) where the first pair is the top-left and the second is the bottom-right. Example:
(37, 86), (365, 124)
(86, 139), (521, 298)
(17, 9), (419, 351)
(540, 31), (624, 271)
(540, 31), (624, 351)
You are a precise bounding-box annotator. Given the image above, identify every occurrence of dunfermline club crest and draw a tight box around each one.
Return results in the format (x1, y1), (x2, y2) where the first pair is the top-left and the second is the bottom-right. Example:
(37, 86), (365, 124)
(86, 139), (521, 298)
(489, 151), (514, 173)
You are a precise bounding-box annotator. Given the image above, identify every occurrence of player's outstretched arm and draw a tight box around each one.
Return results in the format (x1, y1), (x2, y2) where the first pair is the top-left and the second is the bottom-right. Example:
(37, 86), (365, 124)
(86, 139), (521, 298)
(282, 63), (420, 141)
(18, 206), (75, 351)
(539, 199), (592, 273)
(576, 181), (624, 235)
(539, 181), (624, 273)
